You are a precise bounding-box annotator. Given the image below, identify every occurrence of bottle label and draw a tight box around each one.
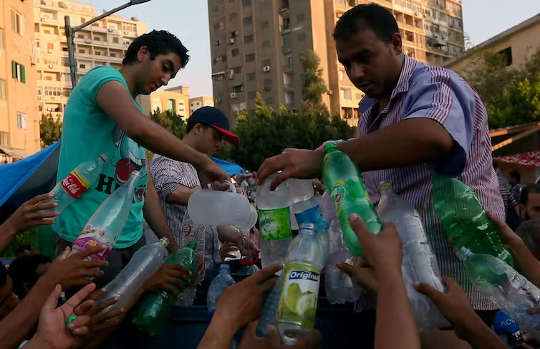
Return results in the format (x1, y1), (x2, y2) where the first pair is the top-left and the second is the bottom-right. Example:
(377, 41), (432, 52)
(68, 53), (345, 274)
(61, 170), (90, 199)
(295, 205), (321, 227)
(258, 207), (292, 241)
(278, 263), (320, 328)
(71, 224), (112, 261)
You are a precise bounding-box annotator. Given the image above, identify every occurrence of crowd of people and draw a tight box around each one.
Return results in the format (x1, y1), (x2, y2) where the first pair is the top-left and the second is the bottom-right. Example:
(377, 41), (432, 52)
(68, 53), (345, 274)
(0, 3), (539, 349)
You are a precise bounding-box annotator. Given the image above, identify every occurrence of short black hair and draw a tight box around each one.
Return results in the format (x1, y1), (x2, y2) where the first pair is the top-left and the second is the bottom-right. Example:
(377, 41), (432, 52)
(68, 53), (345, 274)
(523, 184), (540, 205)
(123, 30), (190, 67)
(8, 254), (51, 299)
(333, 3), (399, 43)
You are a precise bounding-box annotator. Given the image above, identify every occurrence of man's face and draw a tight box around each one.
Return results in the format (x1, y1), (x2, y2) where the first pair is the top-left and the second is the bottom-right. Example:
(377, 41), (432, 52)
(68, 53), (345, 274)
(0, 276), (19, 320)
(195, 125), (224, 156)
(138, 50), (182, 95)
(525, 192), (540, 220)
(336, 28), (402, 100)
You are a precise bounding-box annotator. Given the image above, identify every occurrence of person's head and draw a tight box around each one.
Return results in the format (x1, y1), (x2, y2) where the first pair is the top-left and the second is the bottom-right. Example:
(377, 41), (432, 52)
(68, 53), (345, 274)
(122, 30), (190, 95)
(516, 219), (540, 260)
(509, 170), (521, 186)
(185, 107), (239, 156)
(7, 254), (51, 300)
(0, 263), (19, 320)
(521, 184), (540, 221)
(333, 4), (403, 100)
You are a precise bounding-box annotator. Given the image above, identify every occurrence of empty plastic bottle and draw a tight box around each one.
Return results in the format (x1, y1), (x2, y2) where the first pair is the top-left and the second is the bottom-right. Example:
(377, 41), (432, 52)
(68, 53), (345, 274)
(131, 241), (197, 336)
(288, 179), (314, 204)
(493, 310), (523, 346)
(457, 248), (540, 341)
(322, 143), (382, 256)
(47, 154), (107, 214)
(277, 223), (325, 345)
(188, 183), (257, 229)
(256, 174), (292, 267)
(432, 173), (514, 266)
(99, 238), (169, 309)
(207, 264), (236, 316)
(377, 182), (449, 331)
(71, 170), (140, 261)
(256, 274), (283, 337)
(292, 195), (321, 228)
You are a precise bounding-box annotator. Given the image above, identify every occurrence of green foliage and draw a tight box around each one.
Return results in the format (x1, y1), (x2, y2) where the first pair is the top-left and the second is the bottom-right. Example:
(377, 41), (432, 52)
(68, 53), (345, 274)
(0, 227), (39, 258)
(300, 50), (328, 110)
(40, 113), (62, 148)
(150, 108), (186, 139)
(459, 48), (540, 129)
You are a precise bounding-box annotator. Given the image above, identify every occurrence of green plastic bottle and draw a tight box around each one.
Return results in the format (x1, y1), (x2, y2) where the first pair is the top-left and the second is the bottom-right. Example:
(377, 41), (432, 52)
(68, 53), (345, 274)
(321, 143), (382, 256)
(131, 241), (197, 336)
(431, 173), (513, 266)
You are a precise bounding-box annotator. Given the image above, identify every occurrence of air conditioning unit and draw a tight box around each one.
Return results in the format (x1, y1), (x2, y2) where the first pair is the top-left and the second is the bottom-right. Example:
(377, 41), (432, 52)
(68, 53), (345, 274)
(230, 92), (238, 98)
(107, 28), (114, 32)
(48, 63), (54, 68)
(215, 97), (222, 104)
(228, 38), (235, 44)
(263, 65), (271, 72)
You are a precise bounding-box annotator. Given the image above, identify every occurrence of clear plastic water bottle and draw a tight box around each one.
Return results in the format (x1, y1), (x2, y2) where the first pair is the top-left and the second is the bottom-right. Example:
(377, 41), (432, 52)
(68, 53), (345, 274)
(256, 274), (283, 337)
(292, 195), (321, 228)
(432, 173), (514, 266)
(377, 182), (450, 331)
(288, 179), (314, 204)
(188, 183), (257, 229)
(207, 264), (236, 315)
(47, 154), (107, 214)
(457, 247), (540, 341)
(322, 143), (382, 256)
(131, 241), (197, 336)
(277, 223), (325, 345)
(493, 310), (523, 346)
(256, 174), (292, 267)
(99, 238), (169, 309)
(71, 170), (140, 261)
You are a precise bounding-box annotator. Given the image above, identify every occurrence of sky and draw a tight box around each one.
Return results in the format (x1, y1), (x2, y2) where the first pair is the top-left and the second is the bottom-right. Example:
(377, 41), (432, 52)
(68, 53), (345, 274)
(83, 0), (540, 97)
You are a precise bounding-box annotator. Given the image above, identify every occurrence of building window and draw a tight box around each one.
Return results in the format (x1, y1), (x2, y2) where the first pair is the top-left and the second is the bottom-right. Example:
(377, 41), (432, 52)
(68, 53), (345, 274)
(232, 48), (239, 56)
(243, 0), (252, 5)
(167, 99), (176, 115)
(247, 72), (256, 81)
(297, 14), (305, 22)
(232, 66), (242, 74)
(243, 16), (253, 25)
(341, 88), (352, 100)
(11, 61), (26, 83)
(244, 35), (253, 44)
(0, 80), (5, 99)
(261, 21), (269, 29)
(10, 10), (24, 36)
(282, 32), (291, 50)
(79, 63), (86, 69)
(0, 28), (4, 49)
(262, 40), (270, 48)
(247, 91), (256, 99)
(297, 32), (306, 41)
(17, 112), (27, 129)
(0, 132), (7, 147)
(498, 47), (512, 67)
(245, 53), (255, 62)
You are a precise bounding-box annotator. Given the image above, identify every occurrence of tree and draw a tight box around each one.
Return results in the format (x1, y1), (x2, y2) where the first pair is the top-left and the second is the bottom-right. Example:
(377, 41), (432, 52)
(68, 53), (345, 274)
(150, 108), (186, 139)
(40, 113), (62, 148)
(300, 50), (328, 110)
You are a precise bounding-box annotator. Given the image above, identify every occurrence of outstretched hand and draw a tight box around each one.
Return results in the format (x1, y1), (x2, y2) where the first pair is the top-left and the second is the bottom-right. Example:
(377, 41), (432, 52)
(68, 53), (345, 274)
(1, 193), (58, 235)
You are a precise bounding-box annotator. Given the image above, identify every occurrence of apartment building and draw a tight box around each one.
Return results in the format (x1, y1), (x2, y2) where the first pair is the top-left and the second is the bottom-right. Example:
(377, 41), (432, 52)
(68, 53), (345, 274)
(34, 0), (147, 120)
(190, 96), (215, 115)
(208, 0), (465, 125)
(0, 0), (41, 160)
(138, 85), (191, 120)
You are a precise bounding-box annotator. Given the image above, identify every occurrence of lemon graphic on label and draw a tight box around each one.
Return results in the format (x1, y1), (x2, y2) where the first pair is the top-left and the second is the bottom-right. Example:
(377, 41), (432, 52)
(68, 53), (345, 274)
(296, 292), (316, 316)
(285, 283), (301, 313)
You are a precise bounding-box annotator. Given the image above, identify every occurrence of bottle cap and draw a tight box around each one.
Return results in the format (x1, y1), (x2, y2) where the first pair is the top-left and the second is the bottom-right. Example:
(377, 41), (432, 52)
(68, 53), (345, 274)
(299, 223), (315, 233)
(187, 241), (197, 250)
(219, 263), (230, 272)
(323, 142), (337, 154)
(456, 247), (472, 261)
(159, 237), (169, 247)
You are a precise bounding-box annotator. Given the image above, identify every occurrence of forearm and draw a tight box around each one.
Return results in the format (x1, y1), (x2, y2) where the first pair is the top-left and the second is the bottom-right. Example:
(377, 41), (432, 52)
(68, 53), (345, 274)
(337, 118), (453, 171)
(143, 178), (178, 251)
(198, 314), (237, 349)
(375, 270), (420, 349)
(0, 276), (56, 349)
(461, 319), (507, 349)
(0, 224), (16, 254)
(167, 185), (200, 205)
(510, 243), (540, 288)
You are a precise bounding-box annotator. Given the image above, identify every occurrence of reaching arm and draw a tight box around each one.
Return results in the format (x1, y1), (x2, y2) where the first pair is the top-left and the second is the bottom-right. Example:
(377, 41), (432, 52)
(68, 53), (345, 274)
(167, 184), (201, 205)
(95, 81), (228, 184)
(143, 173), (179, 252)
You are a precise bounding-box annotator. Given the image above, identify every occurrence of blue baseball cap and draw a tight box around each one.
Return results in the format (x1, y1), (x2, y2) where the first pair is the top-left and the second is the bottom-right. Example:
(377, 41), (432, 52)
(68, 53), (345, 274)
(188, 106), (239, 145)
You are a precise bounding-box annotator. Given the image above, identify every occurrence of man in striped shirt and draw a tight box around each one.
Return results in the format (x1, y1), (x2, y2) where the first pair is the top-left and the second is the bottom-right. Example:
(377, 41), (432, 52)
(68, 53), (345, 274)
(257, 3), (504, 343)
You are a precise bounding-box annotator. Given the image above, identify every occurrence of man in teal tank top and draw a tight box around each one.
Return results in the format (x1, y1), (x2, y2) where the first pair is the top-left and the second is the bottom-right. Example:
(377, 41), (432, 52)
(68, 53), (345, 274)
(55, 30), (229, 285)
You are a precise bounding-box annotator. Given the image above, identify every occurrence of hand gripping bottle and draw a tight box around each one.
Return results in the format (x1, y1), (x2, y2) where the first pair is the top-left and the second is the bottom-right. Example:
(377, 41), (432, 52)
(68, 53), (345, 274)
(277, 223), (325, 345)
(99, 238), (169, 310)
(71, 170), (140, 261)
(131, 241), (197, 336)
(432, 173), (514, 266)
(457, 248), (540, 341)
(256, 174), (292, 267)
(47, 154), (107, 214)
(377, 182), (449, 331)
(321, 143), (382, 256)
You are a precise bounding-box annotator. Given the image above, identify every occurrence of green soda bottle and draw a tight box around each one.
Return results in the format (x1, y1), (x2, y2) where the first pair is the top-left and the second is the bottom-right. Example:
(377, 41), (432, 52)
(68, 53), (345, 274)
(321, 143), (382, 256)
(131, 241), (197, 336)
(431, 173), (513, 266)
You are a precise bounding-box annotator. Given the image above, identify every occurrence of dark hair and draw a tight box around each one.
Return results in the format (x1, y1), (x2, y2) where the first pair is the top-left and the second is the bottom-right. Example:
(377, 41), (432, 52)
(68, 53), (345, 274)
(186, 121), (209, 134)
(8, 254), (51, 299)
(123, 30), (190, 67)
(510, 170), (521, 182)
(523, 184), (540, 205)
(0, 263), (6, 290)
(333, 4), (399, 43)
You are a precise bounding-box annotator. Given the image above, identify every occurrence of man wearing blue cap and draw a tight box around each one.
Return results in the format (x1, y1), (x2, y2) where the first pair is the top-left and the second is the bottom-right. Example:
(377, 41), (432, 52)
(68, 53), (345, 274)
(145, 106), (256, 304)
